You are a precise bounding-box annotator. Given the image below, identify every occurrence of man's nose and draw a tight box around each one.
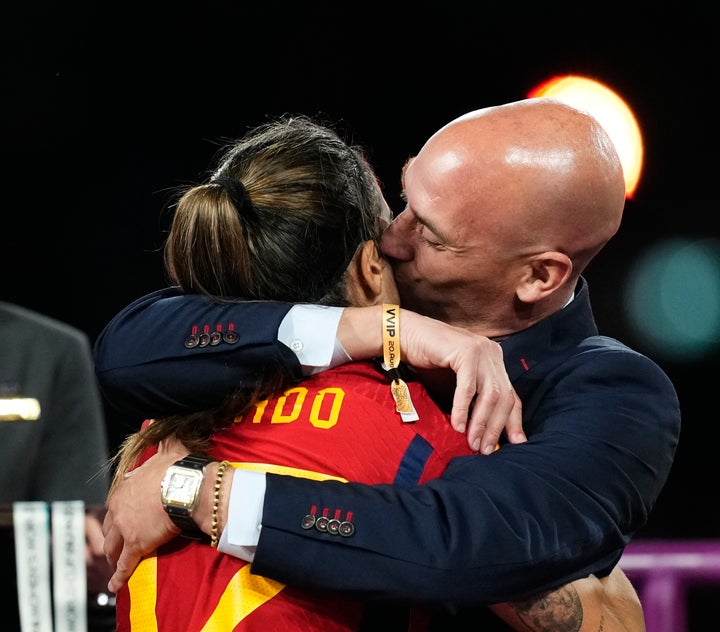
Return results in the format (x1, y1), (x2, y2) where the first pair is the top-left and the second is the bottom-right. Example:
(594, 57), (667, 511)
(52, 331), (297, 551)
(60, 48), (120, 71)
(380, 211), (414, 261)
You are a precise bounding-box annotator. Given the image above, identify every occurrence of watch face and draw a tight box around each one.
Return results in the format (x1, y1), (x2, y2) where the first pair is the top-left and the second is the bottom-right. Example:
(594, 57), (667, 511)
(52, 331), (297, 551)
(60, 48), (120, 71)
(162, 467), (203, 509)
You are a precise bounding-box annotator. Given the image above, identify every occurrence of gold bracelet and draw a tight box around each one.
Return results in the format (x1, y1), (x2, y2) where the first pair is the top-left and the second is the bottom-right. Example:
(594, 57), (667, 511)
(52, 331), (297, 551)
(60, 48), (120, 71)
(210, 460), (231, 548)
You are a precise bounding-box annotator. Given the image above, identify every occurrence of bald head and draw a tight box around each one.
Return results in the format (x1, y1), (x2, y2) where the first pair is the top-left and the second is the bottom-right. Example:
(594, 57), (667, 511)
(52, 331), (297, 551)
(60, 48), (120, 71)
(421, 98), (626, 277)
(383, 98), (627, 334)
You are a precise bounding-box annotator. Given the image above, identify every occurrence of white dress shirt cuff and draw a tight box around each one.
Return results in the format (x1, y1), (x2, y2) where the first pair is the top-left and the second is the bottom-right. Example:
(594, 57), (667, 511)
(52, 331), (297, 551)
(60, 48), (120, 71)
(217, 469), (266, 562)
(277, 304), (351, 375)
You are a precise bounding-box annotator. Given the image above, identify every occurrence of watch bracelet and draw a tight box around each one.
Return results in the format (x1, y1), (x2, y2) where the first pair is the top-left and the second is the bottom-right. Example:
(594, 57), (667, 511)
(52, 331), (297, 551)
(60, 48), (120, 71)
(163, 454), (214, 540)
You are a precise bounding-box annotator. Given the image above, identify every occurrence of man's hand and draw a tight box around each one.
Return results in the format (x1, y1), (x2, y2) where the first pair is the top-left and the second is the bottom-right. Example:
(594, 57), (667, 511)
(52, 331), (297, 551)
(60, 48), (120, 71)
(102, 439), (187, 593)
(336, 305), (525, 455)
(398, 310), (525, 454)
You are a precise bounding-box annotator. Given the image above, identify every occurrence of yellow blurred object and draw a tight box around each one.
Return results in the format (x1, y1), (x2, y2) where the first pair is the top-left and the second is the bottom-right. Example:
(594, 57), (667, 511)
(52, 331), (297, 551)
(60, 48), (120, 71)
(529, 75), (643, 199)
(0, 398), (41, 421)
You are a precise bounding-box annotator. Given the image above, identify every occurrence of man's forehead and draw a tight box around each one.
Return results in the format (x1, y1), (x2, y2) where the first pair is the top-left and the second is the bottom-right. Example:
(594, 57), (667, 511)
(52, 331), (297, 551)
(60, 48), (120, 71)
(403, 152), (487, 248)
(405, 141), (469, 180)
(401, 160), (454, 234)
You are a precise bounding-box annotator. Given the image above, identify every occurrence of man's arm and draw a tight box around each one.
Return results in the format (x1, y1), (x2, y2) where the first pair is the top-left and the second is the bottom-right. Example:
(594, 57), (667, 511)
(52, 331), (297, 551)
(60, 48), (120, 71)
(103, 443), (646, 632)
(104, 346), (678, 607)
(94, 291), (523, 449)
(250, 350), (676, 606)
(94, 289), (300, 418)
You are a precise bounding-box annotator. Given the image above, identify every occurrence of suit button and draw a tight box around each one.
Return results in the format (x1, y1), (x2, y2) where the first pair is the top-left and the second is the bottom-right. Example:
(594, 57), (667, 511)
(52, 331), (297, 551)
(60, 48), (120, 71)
(223, 331), (239, 344)
(184, 334), (200, 349)
(327, 518), (341, 535)
(315, 516), (329, 532)
(301, 514), (316, 530)
(338, 521), (355, 537)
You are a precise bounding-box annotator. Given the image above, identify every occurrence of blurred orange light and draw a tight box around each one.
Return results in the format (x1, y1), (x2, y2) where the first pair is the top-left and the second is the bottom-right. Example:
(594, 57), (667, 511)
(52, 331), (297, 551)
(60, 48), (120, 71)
(529, 76), (643, 199)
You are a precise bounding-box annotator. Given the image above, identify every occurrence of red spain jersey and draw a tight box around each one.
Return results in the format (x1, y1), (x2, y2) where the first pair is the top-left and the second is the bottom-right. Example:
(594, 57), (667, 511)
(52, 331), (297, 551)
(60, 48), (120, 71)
(116, 360), (472, 631)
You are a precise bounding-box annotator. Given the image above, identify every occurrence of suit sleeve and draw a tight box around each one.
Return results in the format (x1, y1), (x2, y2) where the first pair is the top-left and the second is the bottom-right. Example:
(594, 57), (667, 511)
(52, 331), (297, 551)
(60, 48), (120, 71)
(93, 290), (300, 418)
(250, 346), (681, 609)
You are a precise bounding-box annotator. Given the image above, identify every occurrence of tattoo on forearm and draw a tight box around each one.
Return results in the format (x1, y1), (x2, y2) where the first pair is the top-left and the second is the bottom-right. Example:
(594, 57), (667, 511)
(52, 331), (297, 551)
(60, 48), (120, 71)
(511, 584), (583, 632)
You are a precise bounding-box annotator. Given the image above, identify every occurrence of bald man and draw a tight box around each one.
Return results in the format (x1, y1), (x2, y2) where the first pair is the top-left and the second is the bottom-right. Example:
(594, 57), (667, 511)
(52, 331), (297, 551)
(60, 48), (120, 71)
(97, 98), (678, 629)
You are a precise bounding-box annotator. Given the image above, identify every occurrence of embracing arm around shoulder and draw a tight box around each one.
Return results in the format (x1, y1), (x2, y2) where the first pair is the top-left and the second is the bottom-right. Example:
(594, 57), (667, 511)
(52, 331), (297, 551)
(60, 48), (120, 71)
(248, 346), (679, 606)
(93, 290), (299, 418)
(99, 293), (679, 608)
(94, 292), (524, 448)
(103, 337), (679, 606)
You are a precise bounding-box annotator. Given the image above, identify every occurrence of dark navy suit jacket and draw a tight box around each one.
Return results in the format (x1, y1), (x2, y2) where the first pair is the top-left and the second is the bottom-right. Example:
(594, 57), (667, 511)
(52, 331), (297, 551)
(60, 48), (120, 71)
(94, 277), (680, 615)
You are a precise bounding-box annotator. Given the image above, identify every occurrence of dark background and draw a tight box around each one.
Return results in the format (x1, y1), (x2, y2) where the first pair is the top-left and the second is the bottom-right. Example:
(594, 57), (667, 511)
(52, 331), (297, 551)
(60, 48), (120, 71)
(2, 3), (716, 542)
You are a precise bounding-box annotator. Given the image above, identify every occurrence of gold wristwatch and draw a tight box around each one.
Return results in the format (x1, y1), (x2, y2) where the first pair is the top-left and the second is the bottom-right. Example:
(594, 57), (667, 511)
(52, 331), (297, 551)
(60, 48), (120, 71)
(160, 454), (213, 540)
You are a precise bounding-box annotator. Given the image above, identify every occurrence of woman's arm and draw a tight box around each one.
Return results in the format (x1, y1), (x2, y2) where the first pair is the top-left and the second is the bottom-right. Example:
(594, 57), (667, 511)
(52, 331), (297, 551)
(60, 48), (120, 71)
(491, 566), (645, 632)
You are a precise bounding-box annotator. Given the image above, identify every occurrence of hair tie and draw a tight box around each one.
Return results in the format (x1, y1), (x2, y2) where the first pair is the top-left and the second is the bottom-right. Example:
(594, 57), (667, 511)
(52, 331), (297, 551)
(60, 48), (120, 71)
(212, 177), (251, 214)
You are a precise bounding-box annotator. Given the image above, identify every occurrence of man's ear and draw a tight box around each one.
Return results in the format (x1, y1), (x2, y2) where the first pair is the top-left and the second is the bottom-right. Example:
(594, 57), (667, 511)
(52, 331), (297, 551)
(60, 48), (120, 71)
(345, 240), (386, 306)
(516, 251), (573, 303)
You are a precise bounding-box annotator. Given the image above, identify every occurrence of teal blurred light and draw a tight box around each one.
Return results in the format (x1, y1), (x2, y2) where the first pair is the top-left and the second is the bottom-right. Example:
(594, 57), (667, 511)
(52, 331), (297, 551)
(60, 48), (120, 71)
(624, 237), (720, 361)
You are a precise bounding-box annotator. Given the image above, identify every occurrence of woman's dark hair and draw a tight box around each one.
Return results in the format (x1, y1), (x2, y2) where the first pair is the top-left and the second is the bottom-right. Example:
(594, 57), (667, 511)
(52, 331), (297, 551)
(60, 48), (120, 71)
(110, 115), (389, 484)
(165, 114), (387, 306)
